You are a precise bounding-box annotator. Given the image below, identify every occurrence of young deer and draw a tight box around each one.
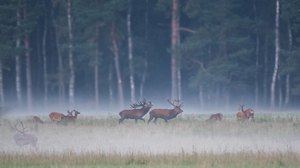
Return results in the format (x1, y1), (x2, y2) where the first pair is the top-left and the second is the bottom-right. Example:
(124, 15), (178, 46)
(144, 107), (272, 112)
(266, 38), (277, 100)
(13, 120), (38, 148)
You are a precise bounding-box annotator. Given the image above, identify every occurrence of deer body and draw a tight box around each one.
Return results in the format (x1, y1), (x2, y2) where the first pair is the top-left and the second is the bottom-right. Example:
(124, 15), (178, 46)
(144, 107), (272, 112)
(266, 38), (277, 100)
(65, 110), (80, 123)
(119, 100), (152, 123)
(148, 100), (183, 123)
(206, 113), (223, 121)
(32, 116), (44, 124)
(13, 120), (38, 148)
(236, 105), (254, 121)
(49, 112), (65, 122)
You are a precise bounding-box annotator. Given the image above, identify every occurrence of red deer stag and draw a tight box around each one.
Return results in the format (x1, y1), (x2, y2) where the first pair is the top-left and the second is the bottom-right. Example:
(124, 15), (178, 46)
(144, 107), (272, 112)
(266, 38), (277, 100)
(236, 105), (254, 121)
(13, 120), (38, 148)
(119, 99), (153, 123)
(206, 113), (223, 121)
(65, 109), (80, 122)
(32, 116), (44, 124)
(148, 99), (183, 123)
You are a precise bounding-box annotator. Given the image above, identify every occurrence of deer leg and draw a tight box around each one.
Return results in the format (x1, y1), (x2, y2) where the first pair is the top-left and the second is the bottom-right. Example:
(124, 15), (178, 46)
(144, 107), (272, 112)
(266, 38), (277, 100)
(119, 118), (124, 124)
(140, 118), (145, 122)
(153, 118), (158, 124)
(164, 119), (168, 123)
(148, 116), (153, 123)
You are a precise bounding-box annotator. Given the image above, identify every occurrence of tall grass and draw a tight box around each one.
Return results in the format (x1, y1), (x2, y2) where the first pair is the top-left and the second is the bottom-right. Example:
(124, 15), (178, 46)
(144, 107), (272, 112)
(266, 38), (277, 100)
(1, 112), (300, 167)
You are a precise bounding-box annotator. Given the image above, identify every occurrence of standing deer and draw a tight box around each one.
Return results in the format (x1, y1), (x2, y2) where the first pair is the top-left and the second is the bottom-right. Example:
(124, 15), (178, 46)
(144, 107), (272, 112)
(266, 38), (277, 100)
(236, 105), (254, 121)
(206, 113), (223, 121)
(148, 99), (183, 123)
(49, 111), (73, 124)
(119, 99), (153, 123)
(65, 109), (80, 123)
(13, 120), (38, 148)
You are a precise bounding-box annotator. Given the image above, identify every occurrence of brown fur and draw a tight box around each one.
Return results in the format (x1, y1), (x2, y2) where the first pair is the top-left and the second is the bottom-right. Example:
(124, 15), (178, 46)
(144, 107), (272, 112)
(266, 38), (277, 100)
(148, 106), (183, 123)
(119, 100), (152, 123)
(49, 112), (65, 122)
(32, 116), (44, 124)
(236, 108), (254, 121)
(206, 113), (223, 121)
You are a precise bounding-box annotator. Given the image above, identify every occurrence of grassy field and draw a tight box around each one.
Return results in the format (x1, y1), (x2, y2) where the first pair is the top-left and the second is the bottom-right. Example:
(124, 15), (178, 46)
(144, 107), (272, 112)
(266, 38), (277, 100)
(1, 112), (300, 167)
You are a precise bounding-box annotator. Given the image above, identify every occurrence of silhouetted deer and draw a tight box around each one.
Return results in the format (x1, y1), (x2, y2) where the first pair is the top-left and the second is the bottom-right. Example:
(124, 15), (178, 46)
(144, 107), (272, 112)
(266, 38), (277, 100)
(148, 99), (183, 123)
(236, 105), (254, 121)
(206, 113), (223, 121)
(13, 120), (38, 148)
(119, 99), (153, 123)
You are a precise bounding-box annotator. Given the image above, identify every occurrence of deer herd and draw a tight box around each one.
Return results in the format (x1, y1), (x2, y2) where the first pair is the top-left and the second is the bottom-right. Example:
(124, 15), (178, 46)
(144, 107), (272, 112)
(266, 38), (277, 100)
(9, 99), (255, 148)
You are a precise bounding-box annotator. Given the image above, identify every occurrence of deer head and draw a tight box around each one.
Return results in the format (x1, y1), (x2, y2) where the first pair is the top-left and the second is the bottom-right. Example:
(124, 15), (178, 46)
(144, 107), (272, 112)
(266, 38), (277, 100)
(168, 99), (183, 114)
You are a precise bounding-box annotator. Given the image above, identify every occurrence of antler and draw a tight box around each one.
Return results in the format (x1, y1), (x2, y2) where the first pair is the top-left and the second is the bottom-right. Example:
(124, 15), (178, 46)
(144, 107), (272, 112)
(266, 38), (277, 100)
(15, 120), (26, 134)
(130, 99), (146, 109)
(239, 104), (244, 112)
(168, 99), (182, 107)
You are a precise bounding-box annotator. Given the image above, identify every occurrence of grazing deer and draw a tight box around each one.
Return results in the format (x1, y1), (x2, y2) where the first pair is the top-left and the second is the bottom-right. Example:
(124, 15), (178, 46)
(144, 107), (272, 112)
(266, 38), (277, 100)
(148, 99), (183, 123)
(119, 99), (153, 123)
(13, 120), (38, 148)
(64, 109), (80, 123)
(32, 116), (44, 124)
(206, 113), (223, 121)
(49, 112), (65, 123)
(236, 105), (254, 121)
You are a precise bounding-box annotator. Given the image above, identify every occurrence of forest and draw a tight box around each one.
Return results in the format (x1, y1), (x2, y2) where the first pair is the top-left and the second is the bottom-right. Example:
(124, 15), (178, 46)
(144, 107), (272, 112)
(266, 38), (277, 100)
(0, 0), (300, 113)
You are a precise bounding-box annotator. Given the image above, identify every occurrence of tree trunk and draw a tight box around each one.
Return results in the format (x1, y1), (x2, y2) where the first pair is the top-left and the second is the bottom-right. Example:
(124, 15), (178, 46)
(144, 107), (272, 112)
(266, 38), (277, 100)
(255, 35), (260, 107)
(198, 85), (203, 109)
(15, 1), (22, 106)
(127, 0), (135, 103)
(263, 34), (269, 107)
(42, 10), (48, 107)
(270, 0), (280, 109)
(108, 63), (114, 111)
(110, 23), (124, 108)
(171, 0), (179, 100)
(285, 20), (292, 107)
(67, 0), (75, 106)
(94, 25), (100, 109)
(0, 61), (4, 107)
(139, 0), (149, 99)
(23, 0), (33, 110)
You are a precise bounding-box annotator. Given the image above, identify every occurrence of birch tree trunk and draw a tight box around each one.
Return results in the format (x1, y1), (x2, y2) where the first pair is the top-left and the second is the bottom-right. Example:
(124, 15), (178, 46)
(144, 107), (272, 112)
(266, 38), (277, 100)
(108, 63), (114, 111)
(110, 23), (124, 108)
(171, 0), (179, 100)
(15, 1), (22, 106)
(127, 0), (135, 103)
(270, 0), (280, 109)
(67, 0), (75, 106)
(285, 20), (292, 107)
(139, 0), (149, 99)
(0, 61), (4, 107)
(23, 0), (33, 110)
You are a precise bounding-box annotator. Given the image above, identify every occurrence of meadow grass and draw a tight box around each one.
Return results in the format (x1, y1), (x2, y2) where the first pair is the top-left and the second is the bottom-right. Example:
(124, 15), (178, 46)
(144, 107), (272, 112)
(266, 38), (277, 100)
(1, 112), (300, 167)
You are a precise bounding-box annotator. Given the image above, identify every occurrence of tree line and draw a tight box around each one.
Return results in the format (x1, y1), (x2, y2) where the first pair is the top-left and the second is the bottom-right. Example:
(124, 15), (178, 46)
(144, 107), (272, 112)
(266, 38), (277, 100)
(0, 0), (299, 112)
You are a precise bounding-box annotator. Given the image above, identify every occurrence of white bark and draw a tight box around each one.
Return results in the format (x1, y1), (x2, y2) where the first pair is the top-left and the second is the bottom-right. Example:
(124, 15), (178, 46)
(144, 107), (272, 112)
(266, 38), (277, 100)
(67, 0), (75, 106)
(127, 0), (135, 103)
(171, 0), (179, 100)
(42, 12), (48, 107)
(15, 2), (22, 106)
(270, 0), (280, 109)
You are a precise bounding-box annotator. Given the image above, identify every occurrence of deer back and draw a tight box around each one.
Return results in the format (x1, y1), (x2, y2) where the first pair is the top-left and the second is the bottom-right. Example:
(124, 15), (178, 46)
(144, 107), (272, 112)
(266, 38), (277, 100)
(49, 112), (64, 122)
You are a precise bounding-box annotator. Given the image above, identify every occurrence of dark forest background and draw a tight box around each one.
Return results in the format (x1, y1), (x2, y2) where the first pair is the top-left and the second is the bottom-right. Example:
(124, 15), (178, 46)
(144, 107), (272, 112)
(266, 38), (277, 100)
(0, 0), (300, 113)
